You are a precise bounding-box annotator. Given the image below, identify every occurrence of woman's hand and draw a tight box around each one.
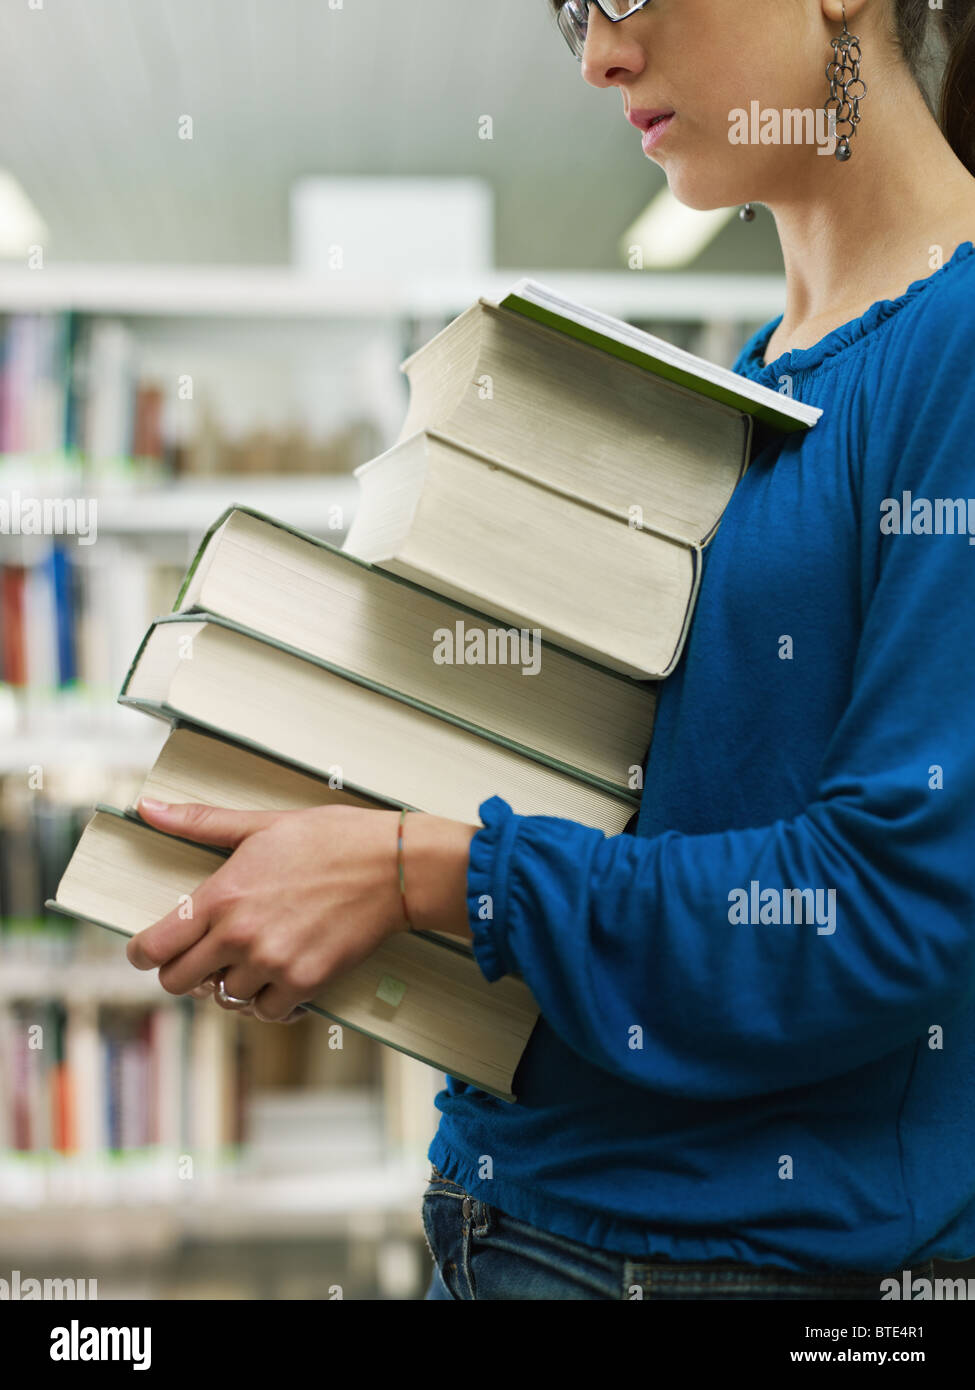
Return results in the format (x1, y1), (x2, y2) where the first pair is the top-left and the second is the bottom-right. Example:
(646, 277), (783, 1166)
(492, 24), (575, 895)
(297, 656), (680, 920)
(125, 798), (477, 1023)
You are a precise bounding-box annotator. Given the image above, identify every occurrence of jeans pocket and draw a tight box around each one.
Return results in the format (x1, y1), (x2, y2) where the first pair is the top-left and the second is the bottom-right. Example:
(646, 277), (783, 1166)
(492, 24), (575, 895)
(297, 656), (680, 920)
(420, 1194), (444, 1287)
(466, 1205), (620, 1300)
(421, 1187), (474, 1300)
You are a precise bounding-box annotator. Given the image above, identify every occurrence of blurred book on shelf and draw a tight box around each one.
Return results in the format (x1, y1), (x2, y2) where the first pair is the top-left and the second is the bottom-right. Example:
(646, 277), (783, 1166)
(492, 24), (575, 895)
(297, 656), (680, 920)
(0, 534), (188, 740)
(0, 992), (245, 1172)
(0, 311), (384, 485)
(0, 765), (396, 1194)
(0, 769), (247, 1172)
(0, 769), (137, 964)
(180, 409), (381, 478)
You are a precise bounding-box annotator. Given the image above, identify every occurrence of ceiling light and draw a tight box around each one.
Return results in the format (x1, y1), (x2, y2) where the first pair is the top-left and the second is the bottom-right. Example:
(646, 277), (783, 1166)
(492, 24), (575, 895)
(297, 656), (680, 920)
(0, 170), (49, 259)
(621, 188), (737, 269)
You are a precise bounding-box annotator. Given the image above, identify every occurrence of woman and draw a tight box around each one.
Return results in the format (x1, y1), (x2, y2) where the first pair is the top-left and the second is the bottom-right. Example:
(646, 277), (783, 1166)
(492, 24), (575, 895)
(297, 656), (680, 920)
(128, 0), (975, 1300)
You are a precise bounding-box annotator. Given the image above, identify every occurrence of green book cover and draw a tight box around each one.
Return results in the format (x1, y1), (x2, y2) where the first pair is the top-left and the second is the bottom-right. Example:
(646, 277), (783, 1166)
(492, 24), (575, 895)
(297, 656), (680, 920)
(495, 287), (819, 435)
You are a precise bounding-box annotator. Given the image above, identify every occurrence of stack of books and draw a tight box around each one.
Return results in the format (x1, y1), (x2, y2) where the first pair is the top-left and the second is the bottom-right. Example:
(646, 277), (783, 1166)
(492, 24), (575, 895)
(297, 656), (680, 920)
(48, 279), (819, 1102)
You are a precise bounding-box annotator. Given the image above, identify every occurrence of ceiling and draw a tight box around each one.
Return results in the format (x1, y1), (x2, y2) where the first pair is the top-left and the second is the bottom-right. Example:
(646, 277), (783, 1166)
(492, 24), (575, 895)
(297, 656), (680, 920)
(0, 0), (784, 274)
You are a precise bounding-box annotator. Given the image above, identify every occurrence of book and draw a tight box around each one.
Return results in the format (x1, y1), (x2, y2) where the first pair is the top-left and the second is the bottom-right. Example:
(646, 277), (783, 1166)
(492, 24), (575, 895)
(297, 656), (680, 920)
(119, 613), (637, 833)
(395, 285), (819, 525)
(140, 724), (389, 818)
(137, 725), (479, 959)
(174, 505), (656, 793)
(0, 536), (190, 714)
(343, 428), (699, 679)
(397, 301), (740, 541)
(346, 284), (820, 679)
(491, 278), (821, 433)
(46, 807), (540, 1102)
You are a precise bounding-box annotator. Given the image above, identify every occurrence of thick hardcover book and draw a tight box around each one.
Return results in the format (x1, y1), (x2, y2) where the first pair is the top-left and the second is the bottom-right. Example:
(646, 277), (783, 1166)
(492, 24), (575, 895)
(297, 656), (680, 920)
(47, 806), (540, 1103)
(345, 428), (706, 679)
(118, 612), (638, 834)
(345, 291), (820, 678)
(173, 504), (656, 794)
(138, 723), (478, 959)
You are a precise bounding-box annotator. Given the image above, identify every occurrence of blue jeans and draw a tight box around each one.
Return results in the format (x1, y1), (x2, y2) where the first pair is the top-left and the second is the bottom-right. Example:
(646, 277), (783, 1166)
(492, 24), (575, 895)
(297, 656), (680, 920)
(421, 1166), (934, 1300)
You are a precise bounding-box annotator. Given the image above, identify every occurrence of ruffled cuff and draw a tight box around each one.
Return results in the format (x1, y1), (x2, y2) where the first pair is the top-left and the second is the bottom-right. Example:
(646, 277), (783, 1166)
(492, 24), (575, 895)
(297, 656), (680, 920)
(466, 795), (521, 982)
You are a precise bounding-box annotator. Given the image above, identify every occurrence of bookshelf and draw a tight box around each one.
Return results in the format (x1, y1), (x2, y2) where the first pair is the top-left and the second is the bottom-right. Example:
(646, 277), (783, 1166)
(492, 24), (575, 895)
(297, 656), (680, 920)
(82, 474), (358, 535)
(0, 263), (789, 322)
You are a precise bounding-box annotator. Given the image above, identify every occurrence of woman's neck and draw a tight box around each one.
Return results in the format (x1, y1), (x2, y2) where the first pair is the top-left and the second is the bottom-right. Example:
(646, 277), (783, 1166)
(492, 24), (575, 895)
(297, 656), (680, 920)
(761, 61), (975, 359)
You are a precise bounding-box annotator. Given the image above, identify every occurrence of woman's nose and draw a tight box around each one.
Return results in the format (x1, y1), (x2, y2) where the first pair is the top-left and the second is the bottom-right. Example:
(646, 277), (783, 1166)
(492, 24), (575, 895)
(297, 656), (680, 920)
(580, 6), (647, 89)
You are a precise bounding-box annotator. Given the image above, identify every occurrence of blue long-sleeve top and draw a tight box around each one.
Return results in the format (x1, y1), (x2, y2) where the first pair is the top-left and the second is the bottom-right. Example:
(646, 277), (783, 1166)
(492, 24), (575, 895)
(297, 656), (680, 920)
(429, 238), (975, 1273)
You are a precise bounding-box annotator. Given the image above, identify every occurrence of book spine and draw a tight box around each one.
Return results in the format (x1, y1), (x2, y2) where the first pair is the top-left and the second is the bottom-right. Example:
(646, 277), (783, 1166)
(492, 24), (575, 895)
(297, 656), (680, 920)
(1, 566), (27, 687)
(104, 1018), (121, 1152)
(10, 1003), (32, 1150)
(49, 546), (77, 686)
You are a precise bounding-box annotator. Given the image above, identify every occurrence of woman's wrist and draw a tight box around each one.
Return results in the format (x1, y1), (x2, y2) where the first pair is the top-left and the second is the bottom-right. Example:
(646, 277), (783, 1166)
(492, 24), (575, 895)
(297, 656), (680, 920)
(396, 811), (478, 943)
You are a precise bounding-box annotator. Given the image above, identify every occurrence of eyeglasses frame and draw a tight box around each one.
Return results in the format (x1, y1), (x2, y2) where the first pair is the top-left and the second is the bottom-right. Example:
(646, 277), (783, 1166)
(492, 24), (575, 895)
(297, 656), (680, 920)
(556, 0), (656, 62)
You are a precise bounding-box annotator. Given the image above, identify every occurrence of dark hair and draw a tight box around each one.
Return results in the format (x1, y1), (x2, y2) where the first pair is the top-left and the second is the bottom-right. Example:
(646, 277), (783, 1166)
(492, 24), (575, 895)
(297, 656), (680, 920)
(893, 0), (975, 177)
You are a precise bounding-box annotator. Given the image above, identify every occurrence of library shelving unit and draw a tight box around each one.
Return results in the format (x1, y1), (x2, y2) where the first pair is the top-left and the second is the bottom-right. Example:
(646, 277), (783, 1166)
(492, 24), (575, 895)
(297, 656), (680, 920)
(0, 262), (784, 1293)
(0, 263), (790, 321)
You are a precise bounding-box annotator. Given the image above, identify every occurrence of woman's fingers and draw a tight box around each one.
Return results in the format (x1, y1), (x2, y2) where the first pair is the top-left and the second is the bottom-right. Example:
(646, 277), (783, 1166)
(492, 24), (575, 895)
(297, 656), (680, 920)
(216, 996), (306, 1024)
(188, 974), (220, 1000)
(210, 965), (266, 1010)
(127, 889), (211, 971)
(136, 799), (281, 850)
(251, 993), (309, 1025)
(186, 972), (306, 1025)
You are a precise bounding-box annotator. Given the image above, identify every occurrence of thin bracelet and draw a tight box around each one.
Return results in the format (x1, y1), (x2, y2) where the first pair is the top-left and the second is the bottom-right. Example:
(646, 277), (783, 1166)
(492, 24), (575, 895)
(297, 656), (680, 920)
(397, 807), (412, 929)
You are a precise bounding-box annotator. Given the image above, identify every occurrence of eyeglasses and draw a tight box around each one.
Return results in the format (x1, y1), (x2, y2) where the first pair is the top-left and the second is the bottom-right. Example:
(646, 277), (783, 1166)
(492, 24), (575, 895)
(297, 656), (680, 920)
(556, 1), (655, 62)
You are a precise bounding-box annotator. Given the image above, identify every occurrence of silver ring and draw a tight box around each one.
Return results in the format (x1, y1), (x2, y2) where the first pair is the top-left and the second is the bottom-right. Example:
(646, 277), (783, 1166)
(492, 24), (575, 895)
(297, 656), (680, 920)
(215, 971), (255, 1010)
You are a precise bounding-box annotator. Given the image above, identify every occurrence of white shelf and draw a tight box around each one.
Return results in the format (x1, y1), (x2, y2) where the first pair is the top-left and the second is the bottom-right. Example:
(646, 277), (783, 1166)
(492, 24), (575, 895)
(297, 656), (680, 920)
(0, 959), (166, 1003)
(0, 732), (166, 773)
(0, 470), (360, 535)
(0, 264), (788, 323)
(0, 1158), (428, 1250)
(88, 473), (359, 534)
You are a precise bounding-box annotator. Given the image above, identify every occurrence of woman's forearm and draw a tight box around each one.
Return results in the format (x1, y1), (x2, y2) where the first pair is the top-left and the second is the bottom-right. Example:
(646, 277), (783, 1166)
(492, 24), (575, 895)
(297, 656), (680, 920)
(402, 812), (478, 944)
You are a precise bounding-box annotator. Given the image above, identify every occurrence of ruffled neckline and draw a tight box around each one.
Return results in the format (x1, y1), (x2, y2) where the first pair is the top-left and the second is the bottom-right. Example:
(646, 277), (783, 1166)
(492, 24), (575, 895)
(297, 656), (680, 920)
(738, 238), (975, 385)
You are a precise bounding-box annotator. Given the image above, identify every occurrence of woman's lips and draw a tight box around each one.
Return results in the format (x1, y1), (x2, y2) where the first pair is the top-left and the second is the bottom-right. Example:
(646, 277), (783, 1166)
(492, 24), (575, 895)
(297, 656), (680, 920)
(641, 113), (675, 153)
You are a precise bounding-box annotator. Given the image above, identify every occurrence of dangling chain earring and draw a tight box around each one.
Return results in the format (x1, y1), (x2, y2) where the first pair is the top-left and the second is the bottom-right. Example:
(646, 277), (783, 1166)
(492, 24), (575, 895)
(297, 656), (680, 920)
(825, 2), (866, 161)
(741, 2), (866, 220)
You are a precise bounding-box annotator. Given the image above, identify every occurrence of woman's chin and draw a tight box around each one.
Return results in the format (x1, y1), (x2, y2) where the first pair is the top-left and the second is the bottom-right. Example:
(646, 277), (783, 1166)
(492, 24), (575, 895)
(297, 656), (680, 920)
(664, 173), (753, 216)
